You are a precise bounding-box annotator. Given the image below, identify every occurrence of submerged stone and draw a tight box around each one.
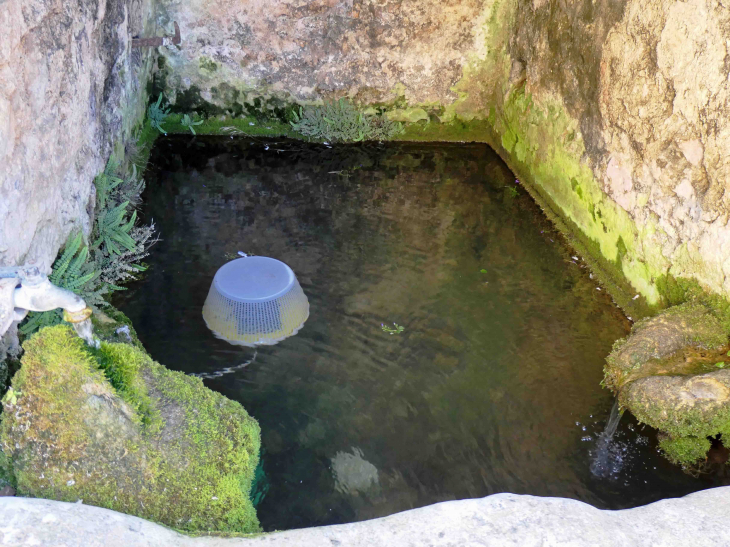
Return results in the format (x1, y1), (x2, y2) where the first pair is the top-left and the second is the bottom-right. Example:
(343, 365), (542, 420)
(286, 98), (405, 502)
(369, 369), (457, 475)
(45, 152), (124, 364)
(331, 447), (379, 496)
(0, 325), (261, 533)
(604, 302), (730, 465)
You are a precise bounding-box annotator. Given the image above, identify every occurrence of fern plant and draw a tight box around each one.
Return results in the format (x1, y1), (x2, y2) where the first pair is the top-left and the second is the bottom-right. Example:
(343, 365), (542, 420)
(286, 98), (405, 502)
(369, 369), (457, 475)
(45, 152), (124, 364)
(20, 148), (158, 336)
(147, 94), (170, 134)
(93, 201), (138, 256)
(180, 113), (204, 135)
(19, 233), (99, 335)
(95, 157), (124, 210)
(290, 99), (403, 143)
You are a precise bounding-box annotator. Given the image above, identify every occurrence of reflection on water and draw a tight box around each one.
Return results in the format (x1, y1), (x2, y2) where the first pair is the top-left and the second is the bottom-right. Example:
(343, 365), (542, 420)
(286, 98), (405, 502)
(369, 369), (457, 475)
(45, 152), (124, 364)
(117, 137), (728, 531)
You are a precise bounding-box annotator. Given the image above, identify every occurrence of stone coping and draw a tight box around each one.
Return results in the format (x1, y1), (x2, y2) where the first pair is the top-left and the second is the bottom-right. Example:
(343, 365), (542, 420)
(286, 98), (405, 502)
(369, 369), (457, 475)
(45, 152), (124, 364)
(2, 487), (730, 546)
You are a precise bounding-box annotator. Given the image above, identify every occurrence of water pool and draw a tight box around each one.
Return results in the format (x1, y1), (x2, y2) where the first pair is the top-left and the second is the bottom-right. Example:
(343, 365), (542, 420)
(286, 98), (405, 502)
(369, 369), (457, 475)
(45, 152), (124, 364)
(117, 137), (725, 530)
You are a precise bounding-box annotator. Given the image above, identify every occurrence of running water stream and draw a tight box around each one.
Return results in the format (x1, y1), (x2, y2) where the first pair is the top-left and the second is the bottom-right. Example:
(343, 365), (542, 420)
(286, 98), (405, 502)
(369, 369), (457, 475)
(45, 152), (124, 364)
(72, 318), (98, 348)
(590, 399), (624, 478)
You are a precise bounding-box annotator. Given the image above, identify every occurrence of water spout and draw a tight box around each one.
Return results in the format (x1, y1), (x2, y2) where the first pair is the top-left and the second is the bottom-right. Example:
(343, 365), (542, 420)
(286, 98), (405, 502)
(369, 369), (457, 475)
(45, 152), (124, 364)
(0, 265), (98, 346)
(590, 399), (625, 478)
(71, 318), (99, 348)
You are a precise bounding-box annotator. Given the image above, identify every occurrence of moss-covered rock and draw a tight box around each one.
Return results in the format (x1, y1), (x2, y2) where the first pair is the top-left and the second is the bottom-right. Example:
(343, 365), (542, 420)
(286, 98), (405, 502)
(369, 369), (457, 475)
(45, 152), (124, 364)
(0, 325), (261, 533)
(603, 301), (730, 466)
(620, 370), (730, 440)
(604, 302), (728, 391)
(657, 434), (712, 467)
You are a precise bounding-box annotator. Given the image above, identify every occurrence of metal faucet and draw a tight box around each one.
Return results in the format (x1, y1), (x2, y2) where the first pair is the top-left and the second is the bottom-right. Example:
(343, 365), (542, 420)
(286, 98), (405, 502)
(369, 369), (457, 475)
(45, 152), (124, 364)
(0, 265), (92, 339)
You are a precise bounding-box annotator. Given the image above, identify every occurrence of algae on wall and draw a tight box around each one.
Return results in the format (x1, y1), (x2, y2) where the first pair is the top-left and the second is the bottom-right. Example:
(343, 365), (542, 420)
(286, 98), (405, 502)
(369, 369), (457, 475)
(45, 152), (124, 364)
(0, 325), (261, 533)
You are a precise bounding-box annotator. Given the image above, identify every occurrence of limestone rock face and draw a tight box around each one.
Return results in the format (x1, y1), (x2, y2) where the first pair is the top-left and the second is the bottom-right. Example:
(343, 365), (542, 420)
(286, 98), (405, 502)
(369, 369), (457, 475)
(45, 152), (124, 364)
(0, 0), (157, 273)
(155, 0), (484, 107)
(597, 0), (730, 301)
(0, 325), (261, 533)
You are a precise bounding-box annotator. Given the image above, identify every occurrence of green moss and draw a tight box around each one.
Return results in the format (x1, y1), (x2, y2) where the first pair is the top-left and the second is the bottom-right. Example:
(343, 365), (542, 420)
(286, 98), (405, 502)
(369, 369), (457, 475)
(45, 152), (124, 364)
(604, 302), (728, 391)
(656, 275), (730, 333)
(199, 57), (218, 73)
(162, 113), (298, 139)
(93, 343), (162, 433)
(0, 325), (261, 533)
(386, 107), (429, 123)
(620, 377), (730, 440)
(91, 307), (143, 348)
(658, 435), (711, 466)
(0, 445), (14, 487)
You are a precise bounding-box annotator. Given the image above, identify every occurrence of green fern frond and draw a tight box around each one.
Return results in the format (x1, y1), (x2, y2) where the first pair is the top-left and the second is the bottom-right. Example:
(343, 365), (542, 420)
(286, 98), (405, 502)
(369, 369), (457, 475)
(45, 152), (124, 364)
(49, 233), (84, 284)
(95, 157), (125, 210)
(21, 143), (158, 337)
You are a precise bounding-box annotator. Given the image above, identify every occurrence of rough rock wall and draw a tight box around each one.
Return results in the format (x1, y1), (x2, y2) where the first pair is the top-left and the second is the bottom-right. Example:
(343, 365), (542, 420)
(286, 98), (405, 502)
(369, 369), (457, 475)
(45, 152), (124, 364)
(467, 0), (730, 307)
(598, 1), (730, 301)
(0, 0), (157, 273)
(155, 0), (482, 109)
(158, 0), (730, 309)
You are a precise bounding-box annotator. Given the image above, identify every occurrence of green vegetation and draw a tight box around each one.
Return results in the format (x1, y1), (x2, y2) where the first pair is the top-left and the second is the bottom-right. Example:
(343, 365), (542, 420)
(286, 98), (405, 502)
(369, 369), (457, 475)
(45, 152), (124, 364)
(147, 94), (171, 134)
(1, 325), (261, 533)
(604, 302), (728, 391)
(19, 233), (98, 334)
(658, 435), (711, 466)
(504, 185), (519, 198)
(0, 441), (12, 487)
(93, 342), (162, 432)
(161, 113), (296, 139)
(290, 99), (403, 143)
(21, 152), (156, 336)
(180, 113), (204, 135)
(381, 323), (405, 335)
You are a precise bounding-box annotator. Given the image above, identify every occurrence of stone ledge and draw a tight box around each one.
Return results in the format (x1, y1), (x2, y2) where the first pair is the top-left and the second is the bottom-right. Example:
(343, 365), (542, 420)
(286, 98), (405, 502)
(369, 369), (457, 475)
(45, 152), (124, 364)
(2, 487), (730, 546)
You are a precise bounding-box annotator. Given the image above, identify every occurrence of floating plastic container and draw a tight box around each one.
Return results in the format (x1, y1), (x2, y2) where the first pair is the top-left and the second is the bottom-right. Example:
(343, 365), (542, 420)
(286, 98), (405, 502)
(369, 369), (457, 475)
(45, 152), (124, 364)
(202, 256), (309, 347)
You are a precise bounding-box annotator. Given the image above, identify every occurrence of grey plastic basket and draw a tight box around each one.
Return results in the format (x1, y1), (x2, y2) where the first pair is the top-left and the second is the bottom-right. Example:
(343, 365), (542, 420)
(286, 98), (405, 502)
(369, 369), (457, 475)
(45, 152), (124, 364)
(202, 256), (309, 346)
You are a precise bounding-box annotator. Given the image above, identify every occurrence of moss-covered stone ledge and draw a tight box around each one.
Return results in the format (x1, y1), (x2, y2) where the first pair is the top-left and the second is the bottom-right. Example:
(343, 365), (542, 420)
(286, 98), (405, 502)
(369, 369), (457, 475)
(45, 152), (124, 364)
(604, 302), (730, 466)
(0, 325), (261, 533)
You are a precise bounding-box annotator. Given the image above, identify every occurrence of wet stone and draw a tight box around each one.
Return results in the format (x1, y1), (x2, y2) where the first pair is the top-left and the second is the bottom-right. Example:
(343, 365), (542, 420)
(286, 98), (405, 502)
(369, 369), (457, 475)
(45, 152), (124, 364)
(604, 302), (730, 465)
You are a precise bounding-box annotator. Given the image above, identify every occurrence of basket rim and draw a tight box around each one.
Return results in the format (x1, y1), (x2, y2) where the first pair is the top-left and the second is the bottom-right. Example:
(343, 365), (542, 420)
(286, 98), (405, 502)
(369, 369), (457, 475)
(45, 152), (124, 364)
(212, 256), (297, 303)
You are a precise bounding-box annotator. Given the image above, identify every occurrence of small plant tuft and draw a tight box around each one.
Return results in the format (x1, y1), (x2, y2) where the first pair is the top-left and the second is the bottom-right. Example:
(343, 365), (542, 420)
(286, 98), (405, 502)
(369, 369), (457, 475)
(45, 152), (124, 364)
(290, 99), (403, 143)
(381, 322), (405, 335)
(148, 95), (170, 134)
(180, 113), (204, 135)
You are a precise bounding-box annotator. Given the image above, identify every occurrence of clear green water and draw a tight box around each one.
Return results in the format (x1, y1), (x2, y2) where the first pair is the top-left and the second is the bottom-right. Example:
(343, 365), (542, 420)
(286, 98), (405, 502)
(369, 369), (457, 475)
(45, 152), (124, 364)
(117, 137), (726, 531)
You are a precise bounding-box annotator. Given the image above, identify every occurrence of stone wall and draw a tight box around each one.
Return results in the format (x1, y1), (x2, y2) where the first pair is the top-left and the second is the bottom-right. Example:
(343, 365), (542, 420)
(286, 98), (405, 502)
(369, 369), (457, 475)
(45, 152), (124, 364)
(154, 0), (484, 114)
(0, 0), (158, 273)
(156, 0), (730, 310)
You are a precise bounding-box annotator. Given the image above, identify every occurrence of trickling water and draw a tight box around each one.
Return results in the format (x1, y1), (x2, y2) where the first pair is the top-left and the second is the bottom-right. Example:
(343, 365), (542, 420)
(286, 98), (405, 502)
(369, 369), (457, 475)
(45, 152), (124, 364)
(72, 318), (98, 348)
(117, 137), (727, 531)
(590, 399), (625, 478)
